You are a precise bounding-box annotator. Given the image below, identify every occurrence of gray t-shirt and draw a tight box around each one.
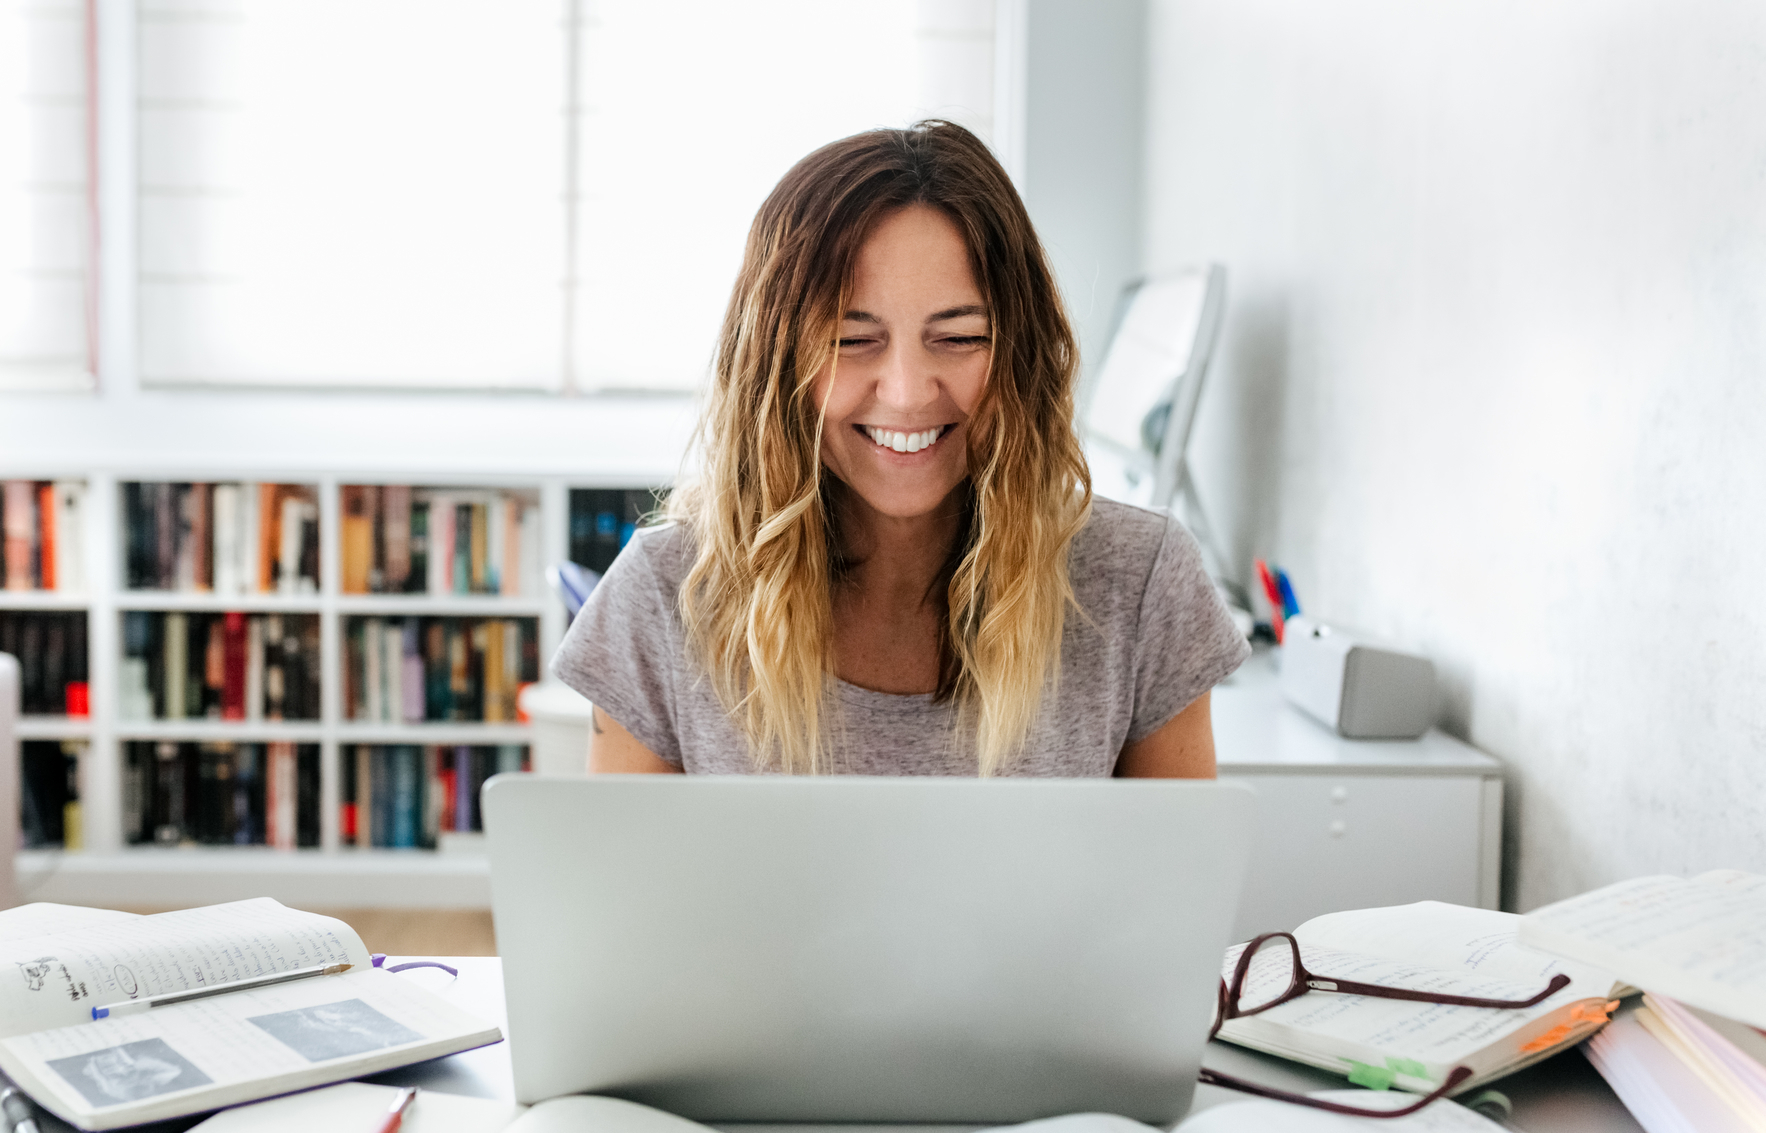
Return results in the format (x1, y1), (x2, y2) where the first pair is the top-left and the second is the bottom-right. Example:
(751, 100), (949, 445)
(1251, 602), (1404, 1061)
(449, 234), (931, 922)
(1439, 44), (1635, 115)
(552, 498), (1250, 776)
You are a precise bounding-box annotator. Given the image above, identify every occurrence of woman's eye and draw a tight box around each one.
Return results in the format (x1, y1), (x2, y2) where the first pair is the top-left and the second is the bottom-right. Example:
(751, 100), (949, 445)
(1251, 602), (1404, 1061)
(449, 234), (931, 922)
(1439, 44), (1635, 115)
(837, 337), (874, 348)
(943, 335), (990, 347)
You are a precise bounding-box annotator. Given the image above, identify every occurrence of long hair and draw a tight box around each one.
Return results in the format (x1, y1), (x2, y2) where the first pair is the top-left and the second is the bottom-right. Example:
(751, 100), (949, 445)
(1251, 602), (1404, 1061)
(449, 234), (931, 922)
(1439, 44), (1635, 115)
(672, 120), (1091, 775)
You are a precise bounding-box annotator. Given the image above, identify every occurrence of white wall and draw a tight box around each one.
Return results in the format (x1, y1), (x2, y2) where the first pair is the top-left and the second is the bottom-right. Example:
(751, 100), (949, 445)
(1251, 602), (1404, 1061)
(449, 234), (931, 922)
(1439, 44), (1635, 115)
(1021, 0), (1145, 377)
(1146, 0), (1766, 909)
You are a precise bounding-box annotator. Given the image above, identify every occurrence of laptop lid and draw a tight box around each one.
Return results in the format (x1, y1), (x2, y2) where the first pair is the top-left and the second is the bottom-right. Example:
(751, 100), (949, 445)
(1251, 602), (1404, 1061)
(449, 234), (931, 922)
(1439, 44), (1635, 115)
(484, 775), (1254, 1125)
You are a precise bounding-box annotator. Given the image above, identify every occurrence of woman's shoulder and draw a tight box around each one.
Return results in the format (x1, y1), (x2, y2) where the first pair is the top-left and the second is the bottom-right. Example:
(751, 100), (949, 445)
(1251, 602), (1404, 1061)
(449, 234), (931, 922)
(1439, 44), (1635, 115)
(1071, 498), (1177, 574)
(603, 520), (696, 589)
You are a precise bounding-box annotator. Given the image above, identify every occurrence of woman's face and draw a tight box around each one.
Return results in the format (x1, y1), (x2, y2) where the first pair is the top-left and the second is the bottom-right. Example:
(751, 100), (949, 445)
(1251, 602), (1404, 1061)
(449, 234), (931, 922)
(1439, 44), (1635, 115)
(812, 204), (990, 522)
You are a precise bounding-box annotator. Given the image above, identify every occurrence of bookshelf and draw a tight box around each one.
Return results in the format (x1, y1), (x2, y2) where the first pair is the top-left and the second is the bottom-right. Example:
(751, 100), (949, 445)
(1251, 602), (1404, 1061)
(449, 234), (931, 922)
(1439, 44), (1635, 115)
(2, 472), (656, 907)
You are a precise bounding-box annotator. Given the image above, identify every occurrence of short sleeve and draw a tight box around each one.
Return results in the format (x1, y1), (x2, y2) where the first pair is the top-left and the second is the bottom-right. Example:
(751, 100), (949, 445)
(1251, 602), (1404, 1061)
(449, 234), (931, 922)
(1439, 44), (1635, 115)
(549, 527), (686, 766)
(1126, 516), (1252, 743)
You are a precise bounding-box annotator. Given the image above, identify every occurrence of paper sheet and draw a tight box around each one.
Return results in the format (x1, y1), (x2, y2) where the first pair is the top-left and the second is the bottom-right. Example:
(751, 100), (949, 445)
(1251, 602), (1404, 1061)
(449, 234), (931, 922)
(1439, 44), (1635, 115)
(0, 899), (372, 1039)
(1518, 873), (1766, 1028)
(1293, 902), (1618, 997)
(1584, 1004), (1754, 1133)
(0, 905), (140, 946)
(190, 1082), (523, 1133)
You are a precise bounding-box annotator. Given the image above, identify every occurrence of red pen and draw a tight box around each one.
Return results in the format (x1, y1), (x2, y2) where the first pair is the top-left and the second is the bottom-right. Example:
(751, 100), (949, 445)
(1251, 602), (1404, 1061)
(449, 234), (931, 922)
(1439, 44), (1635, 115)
(1254, 558), (1286, 644)
(373, 1087), (417, 1133)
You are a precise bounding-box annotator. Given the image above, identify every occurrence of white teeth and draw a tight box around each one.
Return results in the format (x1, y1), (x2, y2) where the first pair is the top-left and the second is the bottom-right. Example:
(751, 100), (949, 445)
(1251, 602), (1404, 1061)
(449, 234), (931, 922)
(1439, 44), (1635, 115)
(866, 425), (945, 452)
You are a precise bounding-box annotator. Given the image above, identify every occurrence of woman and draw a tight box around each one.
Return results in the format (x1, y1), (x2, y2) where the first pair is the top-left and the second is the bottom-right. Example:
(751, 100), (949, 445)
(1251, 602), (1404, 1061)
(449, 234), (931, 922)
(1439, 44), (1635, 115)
(555, 120), (1247, 777)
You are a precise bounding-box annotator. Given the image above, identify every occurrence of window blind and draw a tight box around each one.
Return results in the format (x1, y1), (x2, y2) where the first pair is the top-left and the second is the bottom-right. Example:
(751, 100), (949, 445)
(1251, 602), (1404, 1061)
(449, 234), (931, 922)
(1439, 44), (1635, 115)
(137, 0), (997, 392)
(0, 0), (93, 391)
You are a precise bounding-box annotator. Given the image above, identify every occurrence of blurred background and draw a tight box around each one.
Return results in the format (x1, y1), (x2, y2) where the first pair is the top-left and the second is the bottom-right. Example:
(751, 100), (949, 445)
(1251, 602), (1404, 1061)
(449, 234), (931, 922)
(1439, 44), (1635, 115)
(1, 1), (1762, 948)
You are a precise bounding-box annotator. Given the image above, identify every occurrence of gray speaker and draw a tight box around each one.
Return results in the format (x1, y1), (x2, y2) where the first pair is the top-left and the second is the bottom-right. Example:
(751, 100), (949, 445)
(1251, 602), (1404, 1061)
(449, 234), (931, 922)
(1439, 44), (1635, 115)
(0, 653), (21, 909)
(1279, 617), (1437, 740)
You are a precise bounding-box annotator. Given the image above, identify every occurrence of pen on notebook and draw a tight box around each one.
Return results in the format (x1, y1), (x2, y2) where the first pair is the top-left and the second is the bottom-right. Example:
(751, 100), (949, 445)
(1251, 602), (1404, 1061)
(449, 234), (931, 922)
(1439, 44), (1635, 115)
(90, 962), (352, 1019)
(1274, 567), (1301, 618)
(0, 1069), (41, 1133)
(373, 1087), (417, 1133)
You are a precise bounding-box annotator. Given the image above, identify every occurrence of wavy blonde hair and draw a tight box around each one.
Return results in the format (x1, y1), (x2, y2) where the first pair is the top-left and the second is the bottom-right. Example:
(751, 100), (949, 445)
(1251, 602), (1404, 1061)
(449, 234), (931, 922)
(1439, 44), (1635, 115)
(672, 120), (1091, 775)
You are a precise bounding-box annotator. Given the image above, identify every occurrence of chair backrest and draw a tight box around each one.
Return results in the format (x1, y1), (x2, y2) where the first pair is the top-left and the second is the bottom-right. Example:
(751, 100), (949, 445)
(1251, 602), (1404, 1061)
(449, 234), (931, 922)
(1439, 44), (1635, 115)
(0, 653), (20, 909)
(1081, 264), (1227, 509)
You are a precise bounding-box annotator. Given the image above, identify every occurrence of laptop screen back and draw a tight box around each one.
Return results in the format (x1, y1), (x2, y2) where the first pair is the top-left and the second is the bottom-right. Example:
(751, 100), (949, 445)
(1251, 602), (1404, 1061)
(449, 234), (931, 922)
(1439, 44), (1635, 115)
(485, 775), (1253, 1125)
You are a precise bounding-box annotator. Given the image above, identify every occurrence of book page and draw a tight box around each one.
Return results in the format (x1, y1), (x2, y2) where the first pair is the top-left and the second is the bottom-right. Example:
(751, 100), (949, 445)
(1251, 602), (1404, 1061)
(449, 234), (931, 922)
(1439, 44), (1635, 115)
(1292, 902), (1619, 997)
(1218, 940), (1600, 1077)
(1518, 874), (1766, 1027)
(1177, 1090), (1506, 1130)
(0, 899), (371, 1040)
(0, 967), (499, 1129)
(507, 1096), (724, 1133)
(0, 905), (139, 945)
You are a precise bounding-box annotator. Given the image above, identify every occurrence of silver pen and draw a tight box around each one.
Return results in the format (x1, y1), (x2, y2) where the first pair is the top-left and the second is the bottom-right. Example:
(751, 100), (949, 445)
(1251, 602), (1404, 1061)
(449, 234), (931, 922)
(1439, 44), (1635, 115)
(0, 1069), (41, 1133)
(90, 962), (352, 1020)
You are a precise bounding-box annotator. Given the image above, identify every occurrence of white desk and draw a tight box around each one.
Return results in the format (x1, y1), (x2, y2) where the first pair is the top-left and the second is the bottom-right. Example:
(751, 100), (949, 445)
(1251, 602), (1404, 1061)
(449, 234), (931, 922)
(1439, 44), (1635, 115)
(23, 958), (1640, 1132)
(1214, 650), (1505, 941)
(360, 959), (1643, 1133)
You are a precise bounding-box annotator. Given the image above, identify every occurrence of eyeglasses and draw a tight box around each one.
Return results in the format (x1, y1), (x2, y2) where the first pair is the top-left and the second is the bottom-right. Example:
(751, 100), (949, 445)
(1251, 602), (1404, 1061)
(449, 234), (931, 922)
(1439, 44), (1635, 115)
(1197, 931), (1571, 1120)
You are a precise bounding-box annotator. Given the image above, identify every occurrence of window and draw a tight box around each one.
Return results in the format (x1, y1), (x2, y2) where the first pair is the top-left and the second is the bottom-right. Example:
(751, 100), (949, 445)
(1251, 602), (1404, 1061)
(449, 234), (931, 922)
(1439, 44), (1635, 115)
(132, 0), (1001, 393)
(0, 0), (93, 391)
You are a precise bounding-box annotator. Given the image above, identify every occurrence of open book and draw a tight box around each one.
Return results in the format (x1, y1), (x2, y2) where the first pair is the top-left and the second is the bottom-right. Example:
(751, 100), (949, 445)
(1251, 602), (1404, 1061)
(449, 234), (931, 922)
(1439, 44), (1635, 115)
(1518, 869), (1766, 1030)
(0, 899), (501, 1131)
(1214, 901), (1625, 1095)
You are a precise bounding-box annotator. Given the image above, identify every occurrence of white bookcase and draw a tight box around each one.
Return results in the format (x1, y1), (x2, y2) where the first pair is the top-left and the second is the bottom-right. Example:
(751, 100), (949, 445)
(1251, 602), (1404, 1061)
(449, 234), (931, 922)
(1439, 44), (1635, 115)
(3, 471), (645, 909)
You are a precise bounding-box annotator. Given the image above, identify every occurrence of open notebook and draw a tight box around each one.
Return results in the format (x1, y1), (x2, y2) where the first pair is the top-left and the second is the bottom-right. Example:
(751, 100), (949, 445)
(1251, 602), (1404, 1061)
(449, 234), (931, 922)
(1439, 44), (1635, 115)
(0, 900), (500, 1131)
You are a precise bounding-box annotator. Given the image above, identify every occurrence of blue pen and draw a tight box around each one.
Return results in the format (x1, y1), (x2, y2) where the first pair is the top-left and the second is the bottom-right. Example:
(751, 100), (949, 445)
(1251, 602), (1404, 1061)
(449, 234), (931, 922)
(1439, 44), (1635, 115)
(1274, 569), (1301, 618)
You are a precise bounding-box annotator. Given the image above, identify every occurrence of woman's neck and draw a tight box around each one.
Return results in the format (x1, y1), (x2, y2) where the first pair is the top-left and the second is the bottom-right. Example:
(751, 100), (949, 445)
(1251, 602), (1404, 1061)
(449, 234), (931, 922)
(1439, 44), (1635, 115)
(831, 481), (967, 608)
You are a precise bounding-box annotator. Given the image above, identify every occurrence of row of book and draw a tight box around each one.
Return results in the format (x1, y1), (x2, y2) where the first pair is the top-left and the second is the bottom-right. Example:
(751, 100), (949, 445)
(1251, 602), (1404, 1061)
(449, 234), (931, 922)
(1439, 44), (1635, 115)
(123, 481), (321, 594)
(120, 611), (321, 721)
(569, 487), (658, 573)
(341, 485), (542, 596)
(19, 740), (83, 849)
(343, 616), (538, 723)
(123, 741), (320, 848)
(1, 480), (86, 592)
(341, 744), (528, 848)
(0, 610), (89, 715)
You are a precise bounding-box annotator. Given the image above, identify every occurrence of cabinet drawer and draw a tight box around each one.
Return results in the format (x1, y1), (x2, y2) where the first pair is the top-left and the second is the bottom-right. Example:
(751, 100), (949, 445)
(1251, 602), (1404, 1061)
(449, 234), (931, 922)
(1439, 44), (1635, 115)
(1224, 774), (1485, 941)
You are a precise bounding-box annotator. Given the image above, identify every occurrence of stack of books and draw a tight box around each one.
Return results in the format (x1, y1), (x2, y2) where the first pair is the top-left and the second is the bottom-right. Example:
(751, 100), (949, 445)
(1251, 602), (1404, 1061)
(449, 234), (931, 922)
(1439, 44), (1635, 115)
(342, 616), (537, 723)
(122, 741), (320, 849)
(340, 485), (540, 596)
(1521, 871), (1766, 1132)
(119, 611), (321, 721)
(0, 479), (85, 591)
(123, 482), (320, 594)
(0, 610), (88, 715)
(340, 744), (526, 848)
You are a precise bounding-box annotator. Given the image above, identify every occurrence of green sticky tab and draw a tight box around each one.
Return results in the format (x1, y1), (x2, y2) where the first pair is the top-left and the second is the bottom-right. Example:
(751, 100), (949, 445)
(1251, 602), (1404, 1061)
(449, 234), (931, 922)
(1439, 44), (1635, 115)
(1386, 1057), (1428, 1079)
(1346, 1061), (1396, 1091)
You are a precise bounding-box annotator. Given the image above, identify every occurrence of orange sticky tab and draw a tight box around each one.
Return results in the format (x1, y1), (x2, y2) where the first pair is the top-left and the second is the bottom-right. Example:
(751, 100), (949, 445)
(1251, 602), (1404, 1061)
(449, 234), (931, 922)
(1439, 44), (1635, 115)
(1519, 1023), (1574, 1054)
(1569, 1001), (1619, 1025)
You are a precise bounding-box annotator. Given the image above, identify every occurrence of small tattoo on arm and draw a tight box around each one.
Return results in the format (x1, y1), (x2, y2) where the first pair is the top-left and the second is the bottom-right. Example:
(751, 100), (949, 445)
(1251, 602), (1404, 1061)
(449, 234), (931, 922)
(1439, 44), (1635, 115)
(590, 708), (605, 735)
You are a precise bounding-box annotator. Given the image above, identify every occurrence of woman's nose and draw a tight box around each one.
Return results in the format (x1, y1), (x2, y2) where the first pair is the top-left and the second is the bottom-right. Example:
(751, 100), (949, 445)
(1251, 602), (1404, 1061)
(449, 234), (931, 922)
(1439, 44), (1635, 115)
(874, 343), (940, 413)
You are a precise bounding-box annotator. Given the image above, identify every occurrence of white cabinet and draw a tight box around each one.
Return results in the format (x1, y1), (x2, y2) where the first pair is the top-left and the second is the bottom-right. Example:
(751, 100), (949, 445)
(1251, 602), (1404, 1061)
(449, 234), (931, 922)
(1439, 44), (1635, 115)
(1214, 651), (1503, 941)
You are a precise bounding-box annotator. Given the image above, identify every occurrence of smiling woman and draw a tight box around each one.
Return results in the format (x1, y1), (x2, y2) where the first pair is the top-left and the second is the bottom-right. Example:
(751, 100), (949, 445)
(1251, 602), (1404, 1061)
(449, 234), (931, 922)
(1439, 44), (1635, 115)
(553, 121), (1249, 778)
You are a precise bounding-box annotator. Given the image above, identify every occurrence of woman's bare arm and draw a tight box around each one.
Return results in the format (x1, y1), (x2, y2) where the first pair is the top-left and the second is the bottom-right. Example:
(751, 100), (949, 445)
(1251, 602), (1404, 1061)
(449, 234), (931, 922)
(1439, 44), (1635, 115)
(587, 706), (683, 774)
(1113, 691), (1217, 779)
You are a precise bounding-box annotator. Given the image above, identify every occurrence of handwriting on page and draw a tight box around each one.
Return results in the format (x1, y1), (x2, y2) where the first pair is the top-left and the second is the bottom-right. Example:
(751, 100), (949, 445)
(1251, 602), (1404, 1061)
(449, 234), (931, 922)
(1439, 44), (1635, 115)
(0, 899), (370, 1040)
(1530, 876), (1766, 988)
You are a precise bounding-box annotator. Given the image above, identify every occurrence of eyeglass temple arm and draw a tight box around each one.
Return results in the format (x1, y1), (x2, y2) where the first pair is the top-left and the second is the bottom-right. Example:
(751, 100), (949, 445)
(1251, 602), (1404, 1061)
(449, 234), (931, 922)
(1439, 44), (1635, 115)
(1302, 972), (1571, 1010)
(1197, 1065), (1475, 1119)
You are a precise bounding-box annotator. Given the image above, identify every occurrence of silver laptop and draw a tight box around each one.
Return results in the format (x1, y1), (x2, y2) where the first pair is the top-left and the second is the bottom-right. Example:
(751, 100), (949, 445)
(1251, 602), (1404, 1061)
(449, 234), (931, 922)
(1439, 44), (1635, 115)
(484, 775), (1254, 1125)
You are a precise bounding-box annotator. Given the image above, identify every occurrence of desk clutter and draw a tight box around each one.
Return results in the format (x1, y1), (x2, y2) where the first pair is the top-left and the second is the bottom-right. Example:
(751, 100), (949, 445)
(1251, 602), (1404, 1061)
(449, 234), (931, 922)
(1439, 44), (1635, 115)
(3, 872), (1764, 1131)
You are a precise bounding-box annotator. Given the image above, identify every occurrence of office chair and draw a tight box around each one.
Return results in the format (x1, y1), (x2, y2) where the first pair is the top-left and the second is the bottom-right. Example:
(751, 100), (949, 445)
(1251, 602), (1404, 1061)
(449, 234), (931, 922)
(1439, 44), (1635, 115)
(1080, 263), (1228, 583)
(1, 653), (21, 908)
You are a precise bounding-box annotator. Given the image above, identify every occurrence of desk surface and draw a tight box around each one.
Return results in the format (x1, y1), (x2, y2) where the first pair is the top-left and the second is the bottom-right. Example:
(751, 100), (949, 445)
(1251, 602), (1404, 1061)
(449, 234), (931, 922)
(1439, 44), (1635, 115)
(363, 958), (1643, 1133)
